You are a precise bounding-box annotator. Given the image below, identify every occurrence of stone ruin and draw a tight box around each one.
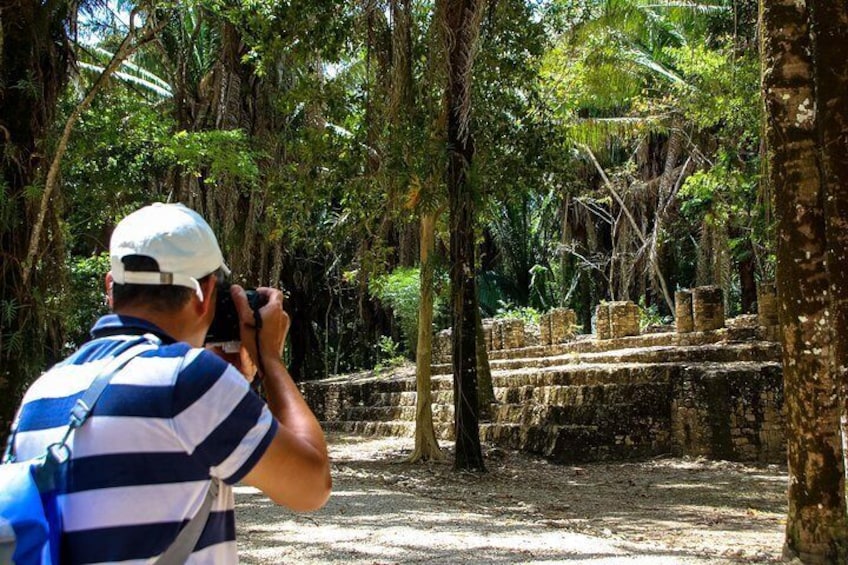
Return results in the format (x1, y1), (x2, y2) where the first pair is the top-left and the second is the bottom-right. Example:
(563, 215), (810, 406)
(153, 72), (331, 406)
(675, 286), (725, 333)
(433, 285), (779, 355)
(432, 308), (580, 364)
(539, 308), (577, 346)
(757, 281), (779, 342)
(304, 286), (787, 465)
(595, 301), (641, 340)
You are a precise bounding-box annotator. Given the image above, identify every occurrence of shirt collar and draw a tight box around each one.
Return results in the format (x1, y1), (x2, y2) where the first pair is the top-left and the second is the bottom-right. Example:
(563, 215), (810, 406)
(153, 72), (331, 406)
(90, 314), (177, 344)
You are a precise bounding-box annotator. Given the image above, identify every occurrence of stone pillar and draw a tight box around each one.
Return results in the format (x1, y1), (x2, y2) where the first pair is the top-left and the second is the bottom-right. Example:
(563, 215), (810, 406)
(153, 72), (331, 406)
(609, 301), (641, 338)
(692, 286), (725, 332)
(500, 319), (525, 350)
(482, 320), (495, 351)
(675, 290), (694, 333)
(596, 303), (611, 340)
(550, 308), (577, 343)
(539, 312), (552, 346)
(757, 281), (779, 341)
(491, 320), (504, 350)
(432, 329), (452, 364)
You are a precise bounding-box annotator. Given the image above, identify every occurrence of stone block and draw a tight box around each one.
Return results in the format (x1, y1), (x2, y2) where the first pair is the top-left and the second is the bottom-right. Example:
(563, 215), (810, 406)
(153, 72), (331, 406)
(540, 314), (552, 346)
(609, 301), (640, 338)
(550, 308), (577, 344)
(692, 286), (725, 332)
(675, 290), (694, 333)
(756, 281), (778, 326)
(432, 329), (452, 364)
(498, 318), (525, 350)
(524, 323), (541, 347)
(541, 308), (577, 345)
(756, 281), (779, 342)
(596, 303), (611, 340)
(482, 321), (495, 351)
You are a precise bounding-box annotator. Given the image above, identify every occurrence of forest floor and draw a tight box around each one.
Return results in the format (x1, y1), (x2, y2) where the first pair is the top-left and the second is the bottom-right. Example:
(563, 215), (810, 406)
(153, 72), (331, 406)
(235, 433), (788, 564)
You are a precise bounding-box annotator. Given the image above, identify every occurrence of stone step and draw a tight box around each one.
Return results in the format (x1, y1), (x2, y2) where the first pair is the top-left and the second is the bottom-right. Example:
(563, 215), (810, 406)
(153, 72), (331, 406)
(343, 404), (455, 424)
(492, 384), (671, 423)
(339, 382), (670, 425)
(490, 363), (676, 387)
(479, 422), (668, 463)
(487, 326), (760, 359)
(494, 380), (670, 406)
(315, 358), (783, 463)
(322, 420), (454, 441)
(305, 361), (779, 420)
(433, 340), (779, 375)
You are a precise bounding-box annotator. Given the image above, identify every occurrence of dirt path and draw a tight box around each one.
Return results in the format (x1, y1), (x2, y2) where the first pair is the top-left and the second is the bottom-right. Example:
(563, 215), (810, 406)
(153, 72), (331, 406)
(236, 433), (787, 564)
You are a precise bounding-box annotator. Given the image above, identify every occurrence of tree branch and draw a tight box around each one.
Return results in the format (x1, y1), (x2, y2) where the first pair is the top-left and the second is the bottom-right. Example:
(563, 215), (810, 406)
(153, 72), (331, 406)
(22, 11), (172, 286)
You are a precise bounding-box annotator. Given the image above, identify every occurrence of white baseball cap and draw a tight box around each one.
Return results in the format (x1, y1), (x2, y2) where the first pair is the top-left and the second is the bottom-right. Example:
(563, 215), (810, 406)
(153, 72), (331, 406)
(110, 203), (230, 300)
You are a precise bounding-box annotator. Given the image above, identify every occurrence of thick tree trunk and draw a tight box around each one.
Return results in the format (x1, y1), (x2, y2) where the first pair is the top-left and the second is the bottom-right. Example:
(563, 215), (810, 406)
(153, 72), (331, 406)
(409, 213), (443, 462)
(761, 1), (848, 561)
(0, 0), (72, 443)
(441, 0), (486, 472)
(809, 0), (848, 507)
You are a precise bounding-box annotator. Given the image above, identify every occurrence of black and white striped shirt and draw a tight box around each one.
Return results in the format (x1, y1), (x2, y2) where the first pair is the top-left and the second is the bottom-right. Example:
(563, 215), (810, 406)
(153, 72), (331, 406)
(11, 315), (277, 564)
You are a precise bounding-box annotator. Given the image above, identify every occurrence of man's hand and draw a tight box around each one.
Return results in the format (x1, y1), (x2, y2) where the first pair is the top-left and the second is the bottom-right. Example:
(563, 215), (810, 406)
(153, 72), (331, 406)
(231, 285), (289, 374)
(206, 345), (257, 382)
(230, 284), (332, 511)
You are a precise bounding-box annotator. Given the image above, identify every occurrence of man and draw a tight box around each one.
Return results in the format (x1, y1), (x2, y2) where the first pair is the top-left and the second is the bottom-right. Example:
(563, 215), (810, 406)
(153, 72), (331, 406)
(6, 203), (331, 563)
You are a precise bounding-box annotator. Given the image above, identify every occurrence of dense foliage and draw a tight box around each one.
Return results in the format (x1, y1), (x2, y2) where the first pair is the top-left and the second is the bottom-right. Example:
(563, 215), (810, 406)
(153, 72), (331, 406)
(1, 1), (767, 424)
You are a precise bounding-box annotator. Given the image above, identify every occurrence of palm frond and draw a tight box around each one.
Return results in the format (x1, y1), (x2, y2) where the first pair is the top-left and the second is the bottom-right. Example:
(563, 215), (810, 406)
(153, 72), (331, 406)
(84, 45), (172, 92)
(567, 116), (666, 149)
(77, 62), (173, 98)
(641, 2), (730, 15)
(626, 46), (687, 84)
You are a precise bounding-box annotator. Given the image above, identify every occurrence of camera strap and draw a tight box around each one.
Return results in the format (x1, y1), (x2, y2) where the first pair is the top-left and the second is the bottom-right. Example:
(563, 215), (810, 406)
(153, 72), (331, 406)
(252, 308), (264, 382)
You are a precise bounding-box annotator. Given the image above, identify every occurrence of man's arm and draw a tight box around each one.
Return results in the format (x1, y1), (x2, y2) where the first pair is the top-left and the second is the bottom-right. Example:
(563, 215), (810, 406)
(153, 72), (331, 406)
(231, 285), (331, 511)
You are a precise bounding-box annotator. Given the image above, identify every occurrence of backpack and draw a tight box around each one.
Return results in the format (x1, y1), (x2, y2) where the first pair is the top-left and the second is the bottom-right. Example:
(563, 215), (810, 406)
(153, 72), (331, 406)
(0, 335), (219, 565)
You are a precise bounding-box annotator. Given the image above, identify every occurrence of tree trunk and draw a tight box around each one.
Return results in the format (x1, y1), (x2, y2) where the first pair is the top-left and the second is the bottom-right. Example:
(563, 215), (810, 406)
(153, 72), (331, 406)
(761, 1), (848, 561)
(809, 0), (848, 514)
(440, 0), (486, 472)
(0, 0), (73, 444)
(409, 213), (444, 463)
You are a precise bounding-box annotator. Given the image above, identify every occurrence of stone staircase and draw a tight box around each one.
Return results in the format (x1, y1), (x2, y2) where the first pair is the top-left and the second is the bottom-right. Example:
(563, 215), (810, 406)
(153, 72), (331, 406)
(301, 323), (784, 464)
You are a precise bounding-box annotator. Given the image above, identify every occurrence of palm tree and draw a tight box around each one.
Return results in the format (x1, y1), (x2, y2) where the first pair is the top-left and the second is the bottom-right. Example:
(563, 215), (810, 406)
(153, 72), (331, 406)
(542, 0), (754, 315)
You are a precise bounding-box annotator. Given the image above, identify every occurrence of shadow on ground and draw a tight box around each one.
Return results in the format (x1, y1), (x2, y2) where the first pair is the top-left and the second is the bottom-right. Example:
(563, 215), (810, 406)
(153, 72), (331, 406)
(236, 433), (786, 564)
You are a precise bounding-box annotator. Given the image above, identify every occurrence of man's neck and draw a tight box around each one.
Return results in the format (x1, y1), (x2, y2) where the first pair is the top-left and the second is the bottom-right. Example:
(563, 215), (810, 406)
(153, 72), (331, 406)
(113, 305), (203, 347)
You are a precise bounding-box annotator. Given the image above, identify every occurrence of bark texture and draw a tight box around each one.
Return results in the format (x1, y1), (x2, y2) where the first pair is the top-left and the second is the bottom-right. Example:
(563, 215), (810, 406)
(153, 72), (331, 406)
(809, 0), (848, 505)
(409, 213), (444, 462)
(0, 0), (73, 442)
(440, 0), (486, 472)
(761, 1), (848, 561)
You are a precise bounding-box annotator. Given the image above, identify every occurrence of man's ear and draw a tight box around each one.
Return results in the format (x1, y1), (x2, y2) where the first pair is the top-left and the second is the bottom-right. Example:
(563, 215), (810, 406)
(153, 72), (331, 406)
(105, 272), (114, 309)
(197, 276), (218, 317)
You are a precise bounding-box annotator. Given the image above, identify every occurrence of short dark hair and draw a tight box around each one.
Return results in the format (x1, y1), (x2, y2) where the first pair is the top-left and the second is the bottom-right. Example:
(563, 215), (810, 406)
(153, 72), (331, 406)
(112, 255), (215, 312)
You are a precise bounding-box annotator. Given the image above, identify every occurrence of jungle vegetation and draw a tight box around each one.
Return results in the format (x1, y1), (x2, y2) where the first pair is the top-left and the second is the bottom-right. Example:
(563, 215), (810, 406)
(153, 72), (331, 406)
(3, 0), (848, 559)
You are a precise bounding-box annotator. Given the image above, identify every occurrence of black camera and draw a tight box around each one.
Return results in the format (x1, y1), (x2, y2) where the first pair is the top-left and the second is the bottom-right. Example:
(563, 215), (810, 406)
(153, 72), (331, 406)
(205, 284), (268, 344)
